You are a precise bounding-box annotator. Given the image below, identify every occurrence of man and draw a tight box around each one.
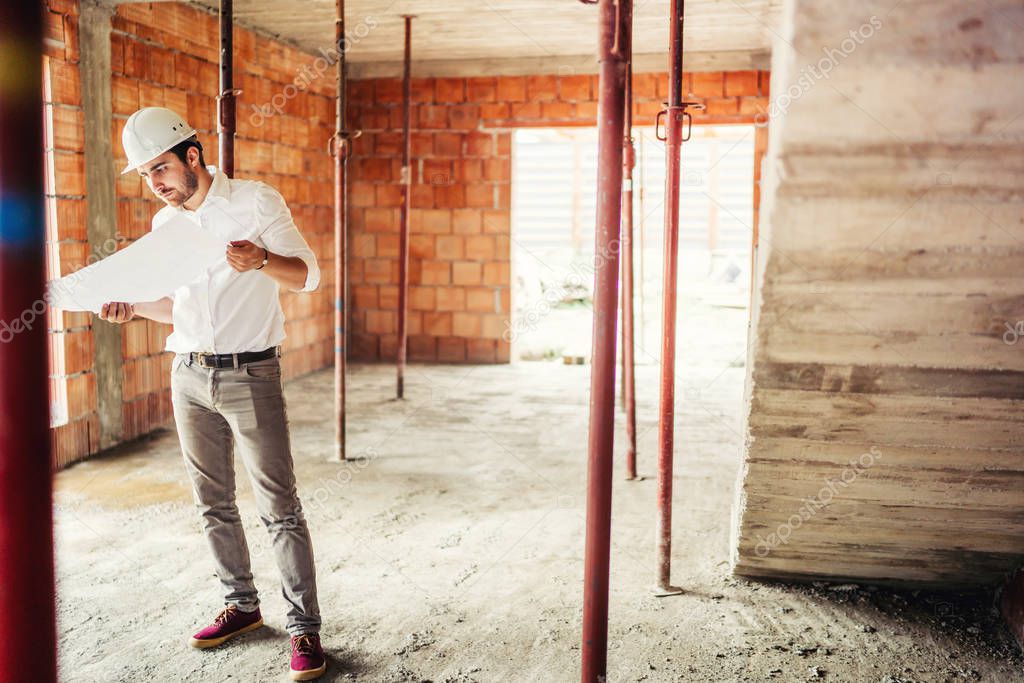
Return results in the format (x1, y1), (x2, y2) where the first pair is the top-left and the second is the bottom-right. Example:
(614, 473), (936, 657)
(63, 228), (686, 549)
(99, 107), (326, 681)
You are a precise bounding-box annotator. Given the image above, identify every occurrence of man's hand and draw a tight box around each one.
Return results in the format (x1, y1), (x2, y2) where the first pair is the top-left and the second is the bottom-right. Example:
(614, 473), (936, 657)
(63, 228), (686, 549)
(226, 240), (268, 272)
(99, 302), (135, 323)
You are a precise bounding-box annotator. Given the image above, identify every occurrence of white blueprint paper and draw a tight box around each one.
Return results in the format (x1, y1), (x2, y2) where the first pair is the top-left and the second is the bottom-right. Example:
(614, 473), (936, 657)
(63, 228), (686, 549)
(47, 213), (226, 313)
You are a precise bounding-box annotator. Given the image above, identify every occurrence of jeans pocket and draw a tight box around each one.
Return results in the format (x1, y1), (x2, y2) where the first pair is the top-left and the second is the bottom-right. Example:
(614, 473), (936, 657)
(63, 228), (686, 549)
(244, 358), (281, 380)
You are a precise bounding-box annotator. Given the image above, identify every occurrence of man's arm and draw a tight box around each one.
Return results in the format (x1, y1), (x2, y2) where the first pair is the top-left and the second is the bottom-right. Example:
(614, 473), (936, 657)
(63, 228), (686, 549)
(97, 297), (173, 324)
(229, 184), (320, 292)
(226, 241), (308, 291)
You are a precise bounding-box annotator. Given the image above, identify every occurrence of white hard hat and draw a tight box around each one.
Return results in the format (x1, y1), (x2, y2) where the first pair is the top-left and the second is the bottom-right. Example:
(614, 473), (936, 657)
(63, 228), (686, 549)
(120, 107), (197, 174)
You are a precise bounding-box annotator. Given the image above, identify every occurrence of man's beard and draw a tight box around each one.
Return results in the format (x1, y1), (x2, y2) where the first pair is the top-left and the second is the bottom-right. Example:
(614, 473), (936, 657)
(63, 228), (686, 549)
(163, 167), (199, 206)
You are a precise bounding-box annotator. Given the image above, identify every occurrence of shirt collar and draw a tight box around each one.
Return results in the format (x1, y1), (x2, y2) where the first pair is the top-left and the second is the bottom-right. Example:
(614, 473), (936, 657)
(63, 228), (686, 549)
(175, 164), (230, 215)
(205, 165), (232, 202)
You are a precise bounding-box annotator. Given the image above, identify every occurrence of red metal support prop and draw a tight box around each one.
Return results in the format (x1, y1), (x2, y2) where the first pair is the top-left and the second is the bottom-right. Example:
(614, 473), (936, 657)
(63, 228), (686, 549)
(621, 61), (639, 481)
(0, 5), (57, 681)
(330, 0), (358, 460)
(581, 1), (631, 681)
(396, 15), (413, 399)
(217, 0), (238, 178)
(655, 0), (701, 597)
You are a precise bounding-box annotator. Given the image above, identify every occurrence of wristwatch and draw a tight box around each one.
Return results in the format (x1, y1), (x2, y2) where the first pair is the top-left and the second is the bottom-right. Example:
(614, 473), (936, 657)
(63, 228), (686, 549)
(255, 248), (269, 270)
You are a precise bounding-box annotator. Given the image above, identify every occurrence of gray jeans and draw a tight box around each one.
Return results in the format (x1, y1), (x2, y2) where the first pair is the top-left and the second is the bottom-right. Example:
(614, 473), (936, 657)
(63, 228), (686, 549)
(170, 352), (321, 636)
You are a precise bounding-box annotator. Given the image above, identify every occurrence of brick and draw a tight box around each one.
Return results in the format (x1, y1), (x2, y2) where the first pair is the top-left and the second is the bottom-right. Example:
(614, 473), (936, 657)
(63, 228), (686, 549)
(434, 132), (463, 157)
(409, 286), (435, 311)
(466, 77), (497, 102)
(375, 183), (403, 207)
(452, 312), (481, 337)
(467, 338), (497, 363)
(423, 312), (452, 336)
(375, 78), (402, 103)
(457, 159), (483, 183)
(416, 209), (451, 234)
(452, 261), (482, 285)
(379, 285), (399, 310)
(435, 287), (466, 312)
(703, 98), (739, 117)
(465, 235), (495, 260)
(479, 102), (510, 120)
(365, 207), (397, 233)
(350, 181), (376, 207)
(691, 71), (724, 97)
(559, 75), (592, 101)
(466, 287), (495, 312)
(434, 78), (465, 103)
(434, 184), (466, 209)
(409, 234), (435, 259)
(411, 78), (434, 103)
(420, 261), (450, 285)
(541, 101), (575, 119)
(47, 58), (81, 106)
(526, 75), (557, 102)
(437, 336), (466, 362)
(366, 310), (396, 334)
(50, 105), (84, 152)
(483, 158), (510, 182)
(377, 234), (399, 258)
(482, 210), (510, 235)
(465, 132), (492, 156)
(408, 334), (437, 361)
(496, 76), (527, 102)
(725, 70), (759, 97)
(448, 104), (479, 130)
(418, 104), (448, 128)
(452, 209), (482, 234)
(353, 285), (377, 309)
(576, 100), (598, 120)
(364, 258), (393, 284)
(481, 314), (506, 340)
(465, 184), (493, 208)
(435, 235), (464, 261)
(482, 261), (510, 286)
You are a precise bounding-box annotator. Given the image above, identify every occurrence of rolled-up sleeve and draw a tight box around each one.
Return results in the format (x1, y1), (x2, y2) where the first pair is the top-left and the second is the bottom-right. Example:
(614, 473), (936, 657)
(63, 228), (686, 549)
(254, 184), (321, 292)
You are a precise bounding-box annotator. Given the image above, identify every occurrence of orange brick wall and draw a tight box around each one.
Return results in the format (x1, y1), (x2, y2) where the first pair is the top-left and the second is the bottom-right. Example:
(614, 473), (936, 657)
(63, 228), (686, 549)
(41, 0), (769, 465)
(344, 70), (769, 362)
(45, 0), (97, 466)
(46, 0), (338, 467)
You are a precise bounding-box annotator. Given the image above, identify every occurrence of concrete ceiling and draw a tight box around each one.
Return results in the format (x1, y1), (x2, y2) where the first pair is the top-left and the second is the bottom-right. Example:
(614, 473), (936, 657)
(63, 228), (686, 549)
(187, 0), (781, 76)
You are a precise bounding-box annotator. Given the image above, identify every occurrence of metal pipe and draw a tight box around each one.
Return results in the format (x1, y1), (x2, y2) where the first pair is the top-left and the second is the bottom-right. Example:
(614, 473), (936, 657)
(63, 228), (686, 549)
(581, 1), (630, 680)
(654, 0), (692, 597)
(396, 15), (413, 399)
(0, 5), (57, 680)
(621, 61), (638, 481)
(217, 0), (236, 177)
(331, 0), (352, 460)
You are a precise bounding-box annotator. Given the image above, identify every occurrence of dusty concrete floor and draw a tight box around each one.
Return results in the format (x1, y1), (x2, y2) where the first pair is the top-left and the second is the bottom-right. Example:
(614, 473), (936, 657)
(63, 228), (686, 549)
(54, 299), (1022, 682)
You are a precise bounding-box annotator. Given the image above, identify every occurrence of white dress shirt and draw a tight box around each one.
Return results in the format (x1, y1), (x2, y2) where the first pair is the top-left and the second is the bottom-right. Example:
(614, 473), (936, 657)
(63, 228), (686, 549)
(152, 165), (320, 354)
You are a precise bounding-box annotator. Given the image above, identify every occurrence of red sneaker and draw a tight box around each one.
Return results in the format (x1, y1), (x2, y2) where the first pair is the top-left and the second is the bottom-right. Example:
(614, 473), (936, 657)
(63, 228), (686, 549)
(189, 605), (264, 649)
(289, 633), (327, 680)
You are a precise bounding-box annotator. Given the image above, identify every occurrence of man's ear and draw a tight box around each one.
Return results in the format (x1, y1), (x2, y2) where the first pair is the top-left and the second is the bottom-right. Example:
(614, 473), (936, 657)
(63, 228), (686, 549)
(187, 146), (200, 169)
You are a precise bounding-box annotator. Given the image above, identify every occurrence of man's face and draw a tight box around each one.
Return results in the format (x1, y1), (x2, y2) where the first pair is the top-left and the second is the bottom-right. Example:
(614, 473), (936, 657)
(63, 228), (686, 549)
(137, 150), (199, 207)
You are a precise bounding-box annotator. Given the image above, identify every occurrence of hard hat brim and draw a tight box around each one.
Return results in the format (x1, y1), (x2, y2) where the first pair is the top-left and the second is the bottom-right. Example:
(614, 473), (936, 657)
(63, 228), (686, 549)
(120, 128), (198, 174)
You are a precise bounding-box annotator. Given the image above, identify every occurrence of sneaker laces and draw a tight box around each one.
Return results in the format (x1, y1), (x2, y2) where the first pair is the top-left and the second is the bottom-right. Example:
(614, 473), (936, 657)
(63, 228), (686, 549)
(293, 634), (317, 656)
(213, 605), (237, 625)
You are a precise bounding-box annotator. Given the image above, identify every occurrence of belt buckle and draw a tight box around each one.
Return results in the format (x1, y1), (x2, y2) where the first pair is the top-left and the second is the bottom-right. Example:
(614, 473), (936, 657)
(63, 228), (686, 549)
(197, 352), (216, 369)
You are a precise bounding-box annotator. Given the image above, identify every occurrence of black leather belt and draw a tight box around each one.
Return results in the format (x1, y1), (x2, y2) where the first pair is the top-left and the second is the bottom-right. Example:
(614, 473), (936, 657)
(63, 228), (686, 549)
(189, 347), (278, 369)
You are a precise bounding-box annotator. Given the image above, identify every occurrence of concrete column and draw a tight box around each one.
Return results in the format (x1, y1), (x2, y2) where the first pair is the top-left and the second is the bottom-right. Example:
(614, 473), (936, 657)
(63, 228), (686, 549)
(80, 2), (123, 449)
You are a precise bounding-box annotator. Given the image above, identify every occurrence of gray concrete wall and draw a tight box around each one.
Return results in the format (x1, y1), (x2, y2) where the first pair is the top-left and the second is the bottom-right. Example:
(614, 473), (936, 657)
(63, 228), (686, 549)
(732, 0), (1024, 586)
